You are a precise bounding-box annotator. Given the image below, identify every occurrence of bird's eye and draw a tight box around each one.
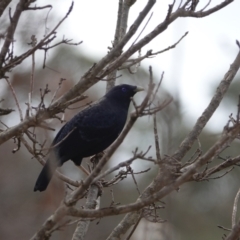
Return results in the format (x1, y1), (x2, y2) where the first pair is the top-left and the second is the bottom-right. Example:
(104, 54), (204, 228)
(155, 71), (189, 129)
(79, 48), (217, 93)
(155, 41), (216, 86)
(121, 87), (127, 93)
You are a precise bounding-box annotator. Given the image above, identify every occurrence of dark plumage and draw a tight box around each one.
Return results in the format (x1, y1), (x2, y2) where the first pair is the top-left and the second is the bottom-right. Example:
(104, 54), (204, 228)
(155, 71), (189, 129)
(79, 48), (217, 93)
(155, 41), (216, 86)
(34, 84), (143, 192)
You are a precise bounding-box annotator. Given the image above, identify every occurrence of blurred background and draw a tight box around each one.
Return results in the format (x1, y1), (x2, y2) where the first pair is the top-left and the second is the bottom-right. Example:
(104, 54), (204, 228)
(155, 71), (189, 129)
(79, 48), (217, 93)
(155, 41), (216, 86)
(0, 0), (240, 239)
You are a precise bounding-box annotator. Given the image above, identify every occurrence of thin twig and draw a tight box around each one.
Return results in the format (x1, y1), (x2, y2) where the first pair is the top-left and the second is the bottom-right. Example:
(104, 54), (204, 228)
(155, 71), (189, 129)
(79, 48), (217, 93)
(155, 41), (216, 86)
(153, 113), (161, 162)
(2, 1), (75, 72)
(172, 45), (240, 162)
(131, 12), (153, 46)
(21, 136), (80, 187)
(29, 35), (37, 116)
(5, 77), (23, 121)
(128, 166), (141, 195)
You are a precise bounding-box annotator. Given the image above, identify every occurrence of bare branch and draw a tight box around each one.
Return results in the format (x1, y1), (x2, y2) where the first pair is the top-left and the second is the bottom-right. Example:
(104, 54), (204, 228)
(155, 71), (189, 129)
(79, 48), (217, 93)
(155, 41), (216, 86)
(30, 70), (158, 239)
(200, 155), (240, 178)
(172, 47), (240, 162)
(0, 0), (11, 17)
(1, 1), (75, 73)
(66, 124), (240, 220)
(0, 0), (30, 69)
(125, 213), (142, 240)
(181, 0), (234, 18)
(0, 1), (238, 239)
(92, 152), (146, 184)
(0, 107), (14, 116)
(72, 185), (99, 240)
(106, 0), (151, 91)
(26, 5), (52, 11)
(226, 216), (240, 240)
(120, 30), (188, 71)
(232, 188), (240, 228)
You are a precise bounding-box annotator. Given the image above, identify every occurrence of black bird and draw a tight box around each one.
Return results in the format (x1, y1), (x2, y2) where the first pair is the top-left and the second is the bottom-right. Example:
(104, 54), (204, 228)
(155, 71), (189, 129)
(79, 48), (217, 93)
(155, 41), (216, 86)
(34, 84), (143, 192)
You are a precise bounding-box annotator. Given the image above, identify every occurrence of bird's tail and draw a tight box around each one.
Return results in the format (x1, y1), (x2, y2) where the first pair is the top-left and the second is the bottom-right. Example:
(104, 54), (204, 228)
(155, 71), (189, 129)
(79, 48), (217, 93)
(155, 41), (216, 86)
(34, 154), (59, 192)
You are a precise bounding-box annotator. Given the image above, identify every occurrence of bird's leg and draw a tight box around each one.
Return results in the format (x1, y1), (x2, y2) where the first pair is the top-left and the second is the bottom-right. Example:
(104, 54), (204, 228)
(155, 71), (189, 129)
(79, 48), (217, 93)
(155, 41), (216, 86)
(90, 152), (104, 169)
(77, 152), (104, 177)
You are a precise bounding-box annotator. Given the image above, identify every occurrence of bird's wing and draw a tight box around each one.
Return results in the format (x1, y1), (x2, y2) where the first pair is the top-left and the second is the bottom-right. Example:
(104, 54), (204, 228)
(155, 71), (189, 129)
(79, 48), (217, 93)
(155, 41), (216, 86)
(75, 102), (126, 142)
(52, 122), (75, 145)
(53, 100), (125, 145)
(51, 102), (103, 145)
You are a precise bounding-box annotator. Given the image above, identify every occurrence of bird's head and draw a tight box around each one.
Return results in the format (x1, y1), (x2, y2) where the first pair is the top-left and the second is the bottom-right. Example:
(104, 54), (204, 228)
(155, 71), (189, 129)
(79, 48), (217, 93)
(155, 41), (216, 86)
(105, 84), (144, 105)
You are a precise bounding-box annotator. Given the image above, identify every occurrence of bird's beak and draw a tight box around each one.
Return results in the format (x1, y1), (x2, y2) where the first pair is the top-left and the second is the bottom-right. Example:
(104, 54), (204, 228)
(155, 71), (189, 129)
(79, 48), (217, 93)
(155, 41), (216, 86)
(135, 86), (144, 92)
